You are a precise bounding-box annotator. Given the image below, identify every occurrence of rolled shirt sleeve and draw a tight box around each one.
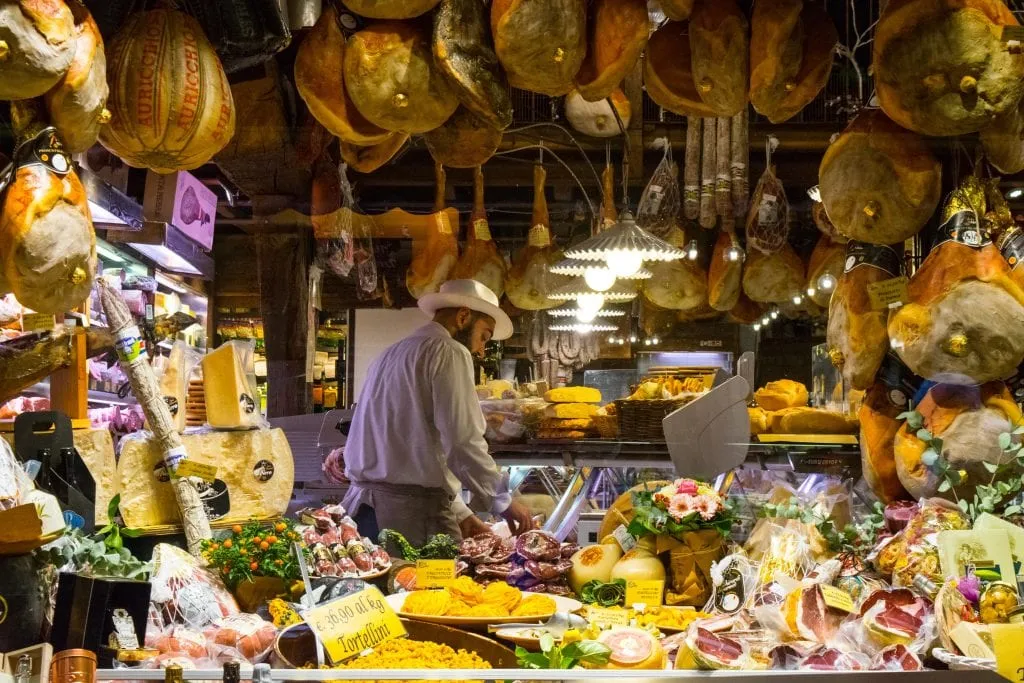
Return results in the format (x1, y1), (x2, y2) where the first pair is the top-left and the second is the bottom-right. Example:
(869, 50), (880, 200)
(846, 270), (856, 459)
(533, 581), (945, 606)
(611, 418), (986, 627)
(432, 343), (511, 516)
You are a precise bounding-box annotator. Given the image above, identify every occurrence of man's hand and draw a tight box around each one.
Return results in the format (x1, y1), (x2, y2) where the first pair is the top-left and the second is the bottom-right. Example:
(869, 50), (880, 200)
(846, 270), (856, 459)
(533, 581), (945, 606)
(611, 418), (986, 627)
(459, 514), (491, 538)
(501, 500), (535, 537)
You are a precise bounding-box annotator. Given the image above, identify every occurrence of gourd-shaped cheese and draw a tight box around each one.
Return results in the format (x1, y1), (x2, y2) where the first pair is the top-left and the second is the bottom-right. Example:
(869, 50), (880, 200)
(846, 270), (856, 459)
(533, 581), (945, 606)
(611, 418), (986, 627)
(202, 342), (260, 430)
(407, 163), (459, 299)
(450, 166), (506, 298)
(42, 1), (108, 153)
(888, 176), (1024, 385)
(506, 165), (565, 310)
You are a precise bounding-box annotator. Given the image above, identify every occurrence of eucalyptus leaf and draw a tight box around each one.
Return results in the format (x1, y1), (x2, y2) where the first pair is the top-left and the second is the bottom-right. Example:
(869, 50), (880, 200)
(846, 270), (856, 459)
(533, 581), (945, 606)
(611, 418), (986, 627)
(938, 479), (952, 493)
(1005, 505), (1022, 516)
(999, 433), (1013, 450)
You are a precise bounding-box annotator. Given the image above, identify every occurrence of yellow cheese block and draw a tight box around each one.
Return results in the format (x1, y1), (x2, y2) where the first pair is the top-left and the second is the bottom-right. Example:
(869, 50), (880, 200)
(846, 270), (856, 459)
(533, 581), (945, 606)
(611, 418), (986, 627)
(117, 427), (294, 529)
(540, 417), (594, 430)
(769, 407), (859, 434)
(544, 403), (600, 419)
(202, 343), (261, 429)
(158, 343), (187, 433)
(544, 386), (602, 403)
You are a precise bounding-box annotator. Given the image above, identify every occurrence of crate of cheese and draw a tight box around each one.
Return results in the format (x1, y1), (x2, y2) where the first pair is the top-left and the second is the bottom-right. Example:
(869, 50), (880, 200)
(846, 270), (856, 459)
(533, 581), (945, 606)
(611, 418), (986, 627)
(536, 386), (602, 440)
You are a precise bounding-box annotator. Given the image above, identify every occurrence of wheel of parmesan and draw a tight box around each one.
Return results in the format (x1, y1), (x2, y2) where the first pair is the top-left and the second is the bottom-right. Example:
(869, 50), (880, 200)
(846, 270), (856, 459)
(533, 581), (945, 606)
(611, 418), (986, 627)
(344, 21), (459, 134)
(873, 0), (1024, 137)
(819, 109), (941, 245)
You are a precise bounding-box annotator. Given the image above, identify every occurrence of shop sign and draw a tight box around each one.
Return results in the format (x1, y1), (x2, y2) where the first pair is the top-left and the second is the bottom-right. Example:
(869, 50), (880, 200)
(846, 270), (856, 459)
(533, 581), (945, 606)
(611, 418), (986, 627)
(303, 586), (406, 664)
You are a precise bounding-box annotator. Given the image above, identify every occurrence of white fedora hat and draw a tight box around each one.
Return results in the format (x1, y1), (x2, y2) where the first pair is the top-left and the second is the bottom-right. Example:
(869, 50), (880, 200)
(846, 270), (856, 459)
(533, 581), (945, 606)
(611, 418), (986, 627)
(418, 279), (514, 340)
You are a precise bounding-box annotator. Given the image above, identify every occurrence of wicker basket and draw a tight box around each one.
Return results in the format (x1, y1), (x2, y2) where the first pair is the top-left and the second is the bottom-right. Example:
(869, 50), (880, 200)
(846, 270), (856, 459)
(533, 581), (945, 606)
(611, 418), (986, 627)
(592, 414), (619, 439)
(615, 398), (691, 440)
(933, 648), (995, 671)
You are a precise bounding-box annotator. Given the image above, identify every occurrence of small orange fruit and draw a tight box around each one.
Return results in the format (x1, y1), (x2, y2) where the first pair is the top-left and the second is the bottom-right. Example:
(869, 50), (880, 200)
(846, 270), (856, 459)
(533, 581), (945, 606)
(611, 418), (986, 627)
(222, 539), (232, 549)
(232, 524), (243, 534)
(250, 562), (258, 571)
(275, 522), (287, 532)
(267, 535), (278, 544)
(239, 548), (247, 556)
(274, 559), (283, 566)
(260, 541), (270, 551)
(253, 536), (262, 544)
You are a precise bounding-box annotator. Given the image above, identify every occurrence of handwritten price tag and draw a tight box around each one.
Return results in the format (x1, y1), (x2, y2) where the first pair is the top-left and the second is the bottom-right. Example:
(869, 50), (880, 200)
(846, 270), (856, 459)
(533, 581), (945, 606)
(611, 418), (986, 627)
(625, 579), (664, 607)
(415, 559), (456, 588)
(587, 607), (630, 627)
(820, 585), (854, 613)
(867, 276), (909, 311)
(173, 460), (217, 482)
(303, 586), (406, 664)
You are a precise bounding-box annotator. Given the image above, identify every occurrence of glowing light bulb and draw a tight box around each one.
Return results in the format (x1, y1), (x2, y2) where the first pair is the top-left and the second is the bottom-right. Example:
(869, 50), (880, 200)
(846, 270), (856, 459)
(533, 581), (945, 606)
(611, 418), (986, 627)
(576, 324), (593, 334)
(770, 310), (779, 320)
(577, 293), (605, 313)
(607, 251), (644, 277)
(629, 335), (638, 343)
(644, 339), (651, 346)
(652, 337), (659, 345)
(792, 295), (803, 305)
(725, 245), (744, 262)
(818, 273), (836, 291)
(761, 316), (770, 326)
(607, 336), (615, 344)
(806, 287), (816, 297)
(583, 266), (616, 292)
(753, 323), (761, 331)
(575, 307), (598, 323)
(686, 240), (699, 261)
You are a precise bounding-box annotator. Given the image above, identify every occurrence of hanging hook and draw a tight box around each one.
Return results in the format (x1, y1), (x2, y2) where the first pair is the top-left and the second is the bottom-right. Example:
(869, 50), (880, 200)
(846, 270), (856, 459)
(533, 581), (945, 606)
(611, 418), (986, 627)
(765, 134), (780, 167)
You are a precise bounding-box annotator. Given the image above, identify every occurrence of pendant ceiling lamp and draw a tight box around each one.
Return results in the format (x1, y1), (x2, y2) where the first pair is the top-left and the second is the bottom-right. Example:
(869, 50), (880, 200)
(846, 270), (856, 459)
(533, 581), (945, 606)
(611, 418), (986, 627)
(549, 318), (619, 333)
(549, 257), (651, 292)
(547, 277), (638, 317)
(564, 211), (685, 277)
(547, 303), (628, 318)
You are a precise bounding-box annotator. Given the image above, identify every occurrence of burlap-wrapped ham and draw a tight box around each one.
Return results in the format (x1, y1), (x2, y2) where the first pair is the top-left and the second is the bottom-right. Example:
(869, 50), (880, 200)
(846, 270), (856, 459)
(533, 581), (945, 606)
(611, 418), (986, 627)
(422, 107), (502, 168)
(742, 243), (803, 304)
(749, 0), (837, 123)
(575, 0), (648, 102)
(0, 101), (95, 315)
(859, 354), (920, 503)
(345, 21), (459, 134)
(889, 177), (1024, 385)
(806, 236), (844, 308)
(894, 382), (1022, 500)
(491, 0), (586, 96)
(450, 166), (507, 298)
(42, 2), (107, 153)
(644, 21), (720, 117)
(981, 95), (1024, 174)
(874, 0), (1024, 137)
(506, 165), (564, 310)
(343, 0), (440, 19)
(407, 163), (458, 299)
(819, 110), (941, 245)
(708, 229), (741, 311)
(339, 134), (409, 174)
(643, 227), (708, 312)
(827, 242), (901, 391)
(433, 0), (512, 130)
(0, 0), (75, 100)
(688, 0), (749, 118)
(294, 5), (392, 145)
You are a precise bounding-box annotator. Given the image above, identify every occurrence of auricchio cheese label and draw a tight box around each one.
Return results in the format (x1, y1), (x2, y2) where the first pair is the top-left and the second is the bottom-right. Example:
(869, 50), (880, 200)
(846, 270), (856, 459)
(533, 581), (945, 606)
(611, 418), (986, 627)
(528, 224), (551, 247)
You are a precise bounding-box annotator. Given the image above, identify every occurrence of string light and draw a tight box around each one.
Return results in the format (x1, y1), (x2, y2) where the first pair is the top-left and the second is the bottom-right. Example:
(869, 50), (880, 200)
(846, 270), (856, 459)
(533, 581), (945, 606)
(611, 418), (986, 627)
(725, 245), (744, 262)
(629, 335), (638, 343)
(770, 310), (779, 320)
(792, 295), (803, 305)
(806, 287), (816, 297)
(753, 323), (761, 331)
(686, 240), (699, 261)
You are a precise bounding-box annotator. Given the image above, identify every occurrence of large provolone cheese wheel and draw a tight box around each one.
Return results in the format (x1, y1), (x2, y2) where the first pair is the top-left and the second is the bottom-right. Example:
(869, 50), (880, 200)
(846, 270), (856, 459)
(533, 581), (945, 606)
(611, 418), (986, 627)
(345, 21), (459, 134)
(294, 5), (392, 146)
(101, 9), (235, 173)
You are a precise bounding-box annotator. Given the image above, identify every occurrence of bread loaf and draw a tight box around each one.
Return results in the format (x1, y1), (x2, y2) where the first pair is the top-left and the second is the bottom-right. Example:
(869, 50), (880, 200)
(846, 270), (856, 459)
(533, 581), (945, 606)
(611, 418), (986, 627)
(749, 407), (769, 435)
(754, 379), (808, 411)
(540, 417), (594, 430)
(544, 403), (600, 419)
(827, 241), (901, 391)
(770, 407), (858, 435)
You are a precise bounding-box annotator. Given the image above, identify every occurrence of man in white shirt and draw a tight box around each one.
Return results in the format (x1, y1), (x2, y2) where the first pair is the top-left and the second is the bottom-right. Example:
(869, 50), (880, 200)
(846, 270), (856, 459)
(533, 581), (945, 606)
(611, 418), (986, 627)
(342, 280), (533, 546)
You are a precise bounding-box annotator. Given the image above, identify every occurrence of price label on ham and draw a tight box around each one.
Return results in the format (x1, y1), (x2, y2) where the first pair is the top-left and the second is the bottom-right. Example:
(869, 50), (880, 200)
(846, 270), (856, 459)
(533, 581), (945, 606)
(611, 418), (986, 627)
(989, 623), (1024, 682)
(303, 586), (406, 664)
(625, 579), (664, 607)
(173, 460), (218, 482)
(867, 276), (909, 310)
(415, 559), (456, 588)
(819, 585), (854, 613)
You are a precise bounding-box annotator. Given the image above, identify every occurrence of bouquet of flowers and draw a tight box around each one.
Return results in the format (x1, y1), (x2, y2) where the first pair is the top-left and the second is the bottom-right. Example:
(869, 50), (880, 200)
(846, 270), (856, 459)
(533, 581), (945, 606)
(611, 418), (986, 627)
(628, 478), (734, 539)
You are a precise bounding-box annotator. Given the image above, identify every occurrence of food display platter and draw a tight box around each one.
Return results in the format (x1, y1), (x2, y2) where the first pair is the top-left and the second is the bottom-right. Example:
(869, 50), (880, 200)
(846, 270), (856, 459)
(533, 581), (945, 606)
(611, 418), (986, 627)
(384, 592), (582, 631)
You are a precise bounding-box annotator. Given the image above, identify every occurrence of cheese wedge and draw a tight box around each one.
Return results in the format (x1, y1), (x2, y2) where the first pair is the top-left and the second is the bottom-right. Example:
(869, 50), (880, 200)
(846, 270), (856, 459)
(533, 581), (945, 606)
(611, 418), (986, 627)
(202, 343), (260, 429)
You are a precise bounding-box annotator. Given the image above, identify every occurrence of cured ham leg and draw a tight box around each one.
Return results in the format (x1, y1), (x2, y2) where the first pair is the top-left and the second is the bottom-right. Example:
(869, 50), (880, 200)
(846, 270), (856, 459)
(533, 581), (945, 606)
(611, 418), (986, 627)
(406, 162), (459, 299)
(451, 166), (507, 297)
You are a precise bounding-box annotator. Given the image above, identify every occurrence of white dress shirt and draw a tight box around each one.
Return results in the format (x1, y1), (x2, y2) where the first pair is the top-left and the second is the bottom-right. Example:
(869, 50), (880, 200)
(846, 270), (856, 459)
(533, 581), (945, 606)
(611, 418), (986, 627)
(344, 322), (510, 521)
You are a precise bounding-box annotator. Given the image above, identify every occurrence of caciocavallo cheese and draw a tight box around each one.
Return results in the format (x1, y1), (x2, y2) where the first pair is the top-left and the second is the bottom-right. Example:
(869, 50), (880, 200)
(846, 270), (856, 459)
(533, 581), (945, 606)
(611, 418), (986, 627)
(202, 341), (261, 429)
(116, 427), (294, 529)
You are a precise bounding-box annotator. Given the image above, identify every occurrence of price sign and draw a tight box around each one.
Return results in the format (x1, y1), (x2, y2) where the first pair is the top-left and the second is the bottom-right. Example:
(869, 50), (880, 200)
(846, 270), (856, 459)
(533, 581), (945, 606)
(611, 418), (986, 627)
(21, 313), (55, 332)
(303, 586), (406, 664)
(820, 585), (854, 613)
(587, 607), (630, 627)
(415, 559), (456, 588)
(625, 579), (664, 607)
(991, 623), (1024, 682)
(173, 460), (217, 482)
(867, 276), (909, 311)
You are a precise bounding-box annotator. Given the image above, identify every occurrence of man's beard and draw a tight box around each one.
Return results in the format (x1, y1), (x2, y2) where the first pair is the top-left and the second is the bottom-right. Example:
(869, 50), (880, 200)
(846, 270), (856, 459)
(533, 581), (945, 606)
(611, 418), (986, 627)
(452, 321), (474, 351)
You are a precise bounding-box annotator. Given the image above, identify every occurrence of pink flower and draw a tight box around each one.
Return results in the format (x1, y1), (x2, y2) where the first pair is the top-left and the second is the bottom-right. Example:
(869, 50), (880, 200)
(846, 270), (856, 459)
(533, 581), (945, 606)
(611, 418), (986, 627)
(693, 496), (721, 521)
(668, 495), (697, 521)
(676, 479), (699, 495)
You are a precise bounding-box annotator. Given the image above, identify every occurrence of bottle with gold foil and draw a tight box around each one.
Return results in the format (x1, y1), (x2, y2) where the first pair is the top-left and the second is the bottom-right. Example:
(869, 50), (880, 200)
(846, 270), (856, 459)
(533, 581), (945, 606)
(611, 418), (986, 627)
(165, 664), (184, 683)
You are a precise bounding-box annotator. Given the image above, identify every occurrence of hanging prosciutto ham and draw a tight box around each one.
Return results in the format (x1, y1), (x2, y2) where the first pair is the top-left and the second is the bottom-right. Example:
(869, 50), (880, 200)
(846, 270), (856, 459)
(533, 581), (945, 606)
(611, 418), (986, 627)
(406, 163), (459, 299)
(0, 0), (75, 100)
(643, 226), (708, 312)
(450, 166), (506, 298)
(506, 165), (565, 310)
(0, 101), (95, 315)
